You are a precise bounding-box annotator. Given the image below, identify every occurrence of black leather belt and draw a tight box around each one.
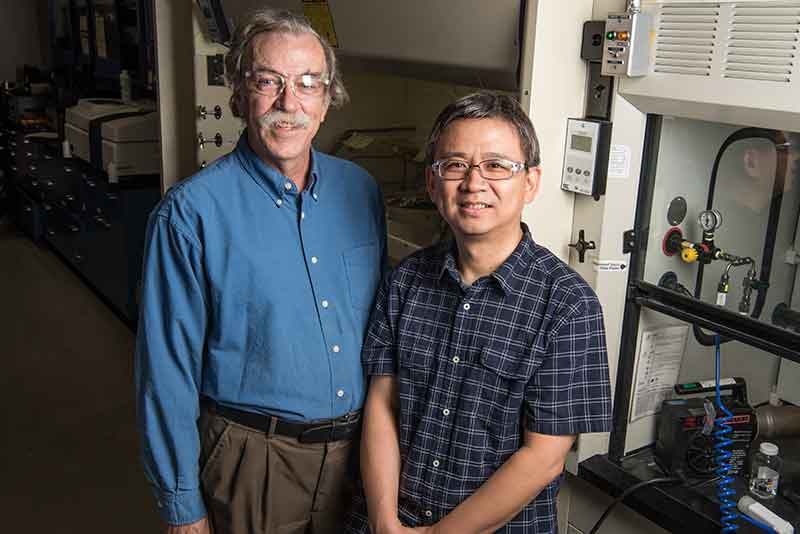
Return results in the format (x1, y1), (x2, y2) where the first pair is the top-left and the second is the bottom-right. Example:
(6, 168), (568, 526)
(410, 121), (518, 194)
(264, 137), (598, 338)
(202, 397), (361, 444)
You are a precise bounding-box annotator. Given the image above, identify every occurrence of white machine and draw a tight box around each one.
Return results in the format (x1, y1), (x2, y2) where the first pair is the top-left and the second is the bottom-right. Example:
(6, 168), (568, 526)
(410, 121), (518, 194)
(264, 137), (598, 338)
(561, 117), (612, 198)
(65, 99), (161, 177)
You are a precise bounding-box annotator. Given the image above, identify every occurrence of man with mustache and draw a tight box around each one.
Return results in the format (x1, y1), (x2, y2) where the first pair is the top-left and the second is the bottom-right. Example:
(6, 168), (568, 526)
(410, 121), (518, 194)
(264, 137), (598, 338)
(135, 9), (385, 534)
(347, 92), (612, 533)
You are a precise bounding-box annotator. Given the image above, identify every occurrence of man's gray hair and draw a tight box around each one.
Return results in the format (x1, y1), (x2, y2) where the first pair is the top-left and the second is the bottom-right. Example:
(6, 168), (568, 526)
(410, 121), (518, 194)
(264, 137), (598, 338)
(424, 92), (541, 168)
(224, 8), (349, 118)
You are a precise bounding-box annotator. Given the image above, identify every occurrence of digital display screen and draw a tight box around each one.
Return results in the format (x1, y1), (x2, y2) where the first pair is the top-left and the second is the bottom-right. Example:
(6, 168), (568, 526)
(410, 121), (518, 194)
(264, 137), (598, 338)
(571, 134), (593, 152)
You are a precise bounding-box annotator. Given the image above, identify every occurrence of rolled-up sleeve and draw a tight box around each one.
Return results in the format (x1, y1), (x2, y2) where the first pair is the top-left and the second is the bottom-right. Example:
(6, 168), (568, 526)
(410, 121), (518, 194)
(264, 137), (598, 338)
(134, 213), (208, 525)
(525, 297), (613, 435)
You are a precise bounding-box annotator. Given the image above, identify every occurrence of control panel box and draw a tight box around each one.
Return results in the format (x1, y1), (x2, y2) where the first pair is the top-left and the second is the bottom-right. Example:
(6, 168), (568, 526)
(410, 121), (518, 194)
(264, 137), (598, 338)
(560, 118), (612, 199)
(601, 12), (652, 77)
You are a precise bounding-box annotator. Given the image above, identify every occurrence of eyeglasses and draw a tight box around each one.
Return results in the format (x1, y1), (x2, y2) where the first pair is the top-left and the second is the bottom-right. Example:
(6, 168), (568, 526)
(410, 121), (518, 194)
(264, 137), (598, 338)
(431, 158), (528, 181)
(244, 69), (330, 100)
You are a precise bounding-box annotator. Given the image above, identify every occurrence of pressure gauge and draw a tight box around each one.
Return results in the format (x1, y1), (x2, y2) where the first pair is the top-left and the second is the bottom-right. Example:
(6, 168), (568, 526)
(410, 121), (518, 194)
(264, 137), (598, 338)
(698, 209), (723, 232)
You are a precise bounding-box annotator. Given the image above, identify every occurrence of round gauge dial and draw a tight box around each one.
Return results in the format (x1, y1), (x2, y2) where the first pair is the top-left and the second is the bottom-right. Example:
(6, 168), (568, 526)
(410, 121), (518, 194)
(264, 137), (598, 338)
(697, 209), (723, 232)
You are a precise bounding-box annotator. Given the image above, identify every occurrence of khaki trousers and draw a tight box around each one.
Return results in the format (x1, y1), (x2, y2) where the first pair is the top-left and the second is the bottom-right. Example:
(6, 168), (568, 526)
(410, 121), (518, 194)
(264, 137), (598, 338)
(198, 409), (355, 534)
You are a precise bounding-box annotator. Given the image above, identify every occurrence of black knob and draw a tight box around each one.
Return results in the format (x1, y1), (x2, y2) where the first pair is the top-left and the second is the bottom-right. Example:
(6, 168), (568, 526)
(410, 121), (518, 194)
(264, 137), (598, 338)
(568, 229), (596, 263)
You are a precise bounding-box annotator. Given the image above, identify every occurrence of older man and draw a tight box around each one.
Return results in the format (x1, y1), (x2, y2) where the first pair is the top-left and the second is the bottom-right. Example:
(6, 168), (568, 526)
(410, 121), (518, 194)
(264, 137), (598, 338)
(135, 9), (385, 534)
(348, 92), (612, 534)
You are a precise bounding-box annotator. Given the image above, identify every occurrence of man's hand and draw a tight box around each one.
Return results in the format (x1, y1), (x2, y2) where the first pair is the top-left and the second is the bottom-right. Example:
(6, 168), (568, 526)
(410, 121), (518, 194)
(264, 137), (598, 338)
(167, 518), (212, 534)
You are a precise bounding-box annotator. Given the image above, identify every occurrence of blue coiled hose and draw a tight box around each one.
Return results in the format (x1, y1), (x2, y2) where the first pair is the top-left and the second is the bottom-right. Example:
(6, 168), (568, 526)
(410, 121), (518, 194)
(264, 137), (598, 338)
(714, 334), (778, 534)
(714, 334), (740, 532)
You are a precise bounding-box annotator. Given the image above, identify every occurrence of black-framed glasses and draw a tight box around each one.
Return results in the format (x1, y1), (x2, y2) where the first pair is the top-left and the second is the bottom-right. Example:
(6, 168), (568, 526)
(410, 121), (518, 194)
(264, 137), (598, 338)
(431, 158), (528, 181)
(244, 69), (330, 100)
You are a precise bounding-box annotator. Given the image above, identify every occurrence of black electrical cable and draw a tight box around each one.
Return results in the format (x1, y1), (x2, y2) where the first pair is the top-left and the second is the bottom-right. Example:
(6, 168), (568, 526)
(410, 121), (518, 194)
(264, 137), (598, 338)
(693, 129), (789, 346)
(588, 477), (683, 534)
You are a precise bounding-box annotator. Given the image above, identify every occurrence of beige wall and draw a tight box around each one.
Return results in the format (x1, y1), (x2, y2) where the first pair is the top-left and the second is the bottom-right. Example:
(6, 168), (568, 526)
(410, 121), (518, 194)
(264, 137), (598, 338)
(0, 0), (49, 81)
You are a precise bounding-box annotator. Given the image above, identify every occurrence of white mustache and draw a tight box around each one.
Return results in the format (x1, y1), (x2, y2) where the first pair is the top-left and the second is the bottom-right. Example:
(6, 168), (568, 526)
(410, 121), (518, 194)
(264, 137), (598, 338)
(258, 111), (311, 130)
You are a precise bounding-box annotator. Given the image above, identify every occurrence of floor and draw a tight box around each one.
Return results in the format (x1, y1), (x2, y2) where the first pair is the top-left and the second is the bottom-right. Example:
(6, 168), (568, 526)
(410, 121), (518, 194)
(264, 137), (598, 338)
(0, 220), (162, 532)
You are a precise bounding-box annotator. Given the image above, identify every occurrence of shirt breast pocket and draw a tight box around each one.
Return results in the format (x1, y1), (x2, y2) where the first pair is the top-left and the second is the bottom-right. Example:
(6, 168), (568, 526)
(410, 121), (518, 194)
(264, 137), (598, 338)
(343, 242), (380, 315)
(477, 345), (537, 434)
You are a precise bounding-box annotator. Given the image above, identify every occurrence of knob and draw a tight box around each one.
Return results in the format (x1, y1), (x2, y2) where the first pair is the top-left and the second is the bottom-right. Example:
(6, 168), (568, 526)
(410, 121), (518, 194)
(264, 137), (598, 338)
(198, 133), (207, 149)
(213, 105), (223, 119)
(197, 105), (207, 120)
(568, 229), (596, 263)
(681, 247), (699, 263)
(214, 133), (223, 147)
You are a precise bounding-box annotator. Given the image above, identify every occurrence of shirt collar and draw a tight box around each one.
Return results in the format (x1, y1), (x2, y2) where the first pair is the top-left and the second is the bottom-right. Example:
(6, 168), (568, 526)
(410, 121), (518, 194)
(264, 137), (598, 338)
(436, 223), (535, 295)
(235, 130), (323, 202)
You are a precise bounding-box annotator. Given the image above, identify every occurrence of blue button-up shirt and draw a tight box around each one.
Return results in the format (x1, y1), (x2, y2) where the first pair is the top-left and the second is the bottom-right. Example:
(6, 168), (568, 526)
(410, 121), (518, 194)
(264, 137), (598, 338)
(346, 227), (612, 533)
(134, 134), (386, 525)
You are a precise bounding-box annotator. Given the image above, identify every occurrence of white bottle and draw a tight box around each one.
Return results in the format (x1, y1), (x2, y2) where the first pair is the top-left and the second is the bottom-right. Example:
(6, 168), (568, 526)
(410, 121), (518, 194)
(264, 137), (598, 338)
(738, 496), (794, 534)
(749, 442), (782, 499)
(119, 70), (132, 103)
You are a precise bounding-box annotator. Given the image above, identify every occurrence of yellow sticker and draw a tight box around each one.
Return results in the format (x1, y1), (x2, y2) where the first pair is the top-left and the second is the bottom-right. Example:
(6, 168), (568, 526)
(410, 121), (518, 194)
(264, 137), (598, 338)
(303, 1), (338, 47)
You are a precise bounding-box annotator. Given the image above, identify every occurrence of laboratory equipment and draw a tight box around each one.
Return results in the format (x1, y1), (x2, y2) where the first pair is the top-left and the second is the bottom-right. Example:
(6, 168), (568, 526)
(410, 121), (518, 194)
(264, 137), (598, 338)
(560, 117), (612, 199)
(750, 442), (783, 499)
(601, 1), (652, 77)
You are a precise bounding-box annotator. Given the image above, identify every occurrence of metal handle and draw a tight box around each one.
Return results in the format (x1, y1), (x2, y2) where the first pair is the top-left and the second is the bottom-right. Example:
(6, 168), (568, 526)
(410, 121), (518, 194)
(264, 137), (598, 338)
(568, 230), (597, 263)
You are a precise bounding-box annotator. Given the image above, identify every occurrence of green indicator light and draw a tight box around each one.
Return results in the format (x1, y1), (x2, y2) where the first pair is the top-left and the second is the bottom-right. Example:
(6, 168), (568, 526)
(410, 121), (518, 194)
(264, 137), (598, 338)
(607, 31), (616, 40)
(683, 383), (699, 389)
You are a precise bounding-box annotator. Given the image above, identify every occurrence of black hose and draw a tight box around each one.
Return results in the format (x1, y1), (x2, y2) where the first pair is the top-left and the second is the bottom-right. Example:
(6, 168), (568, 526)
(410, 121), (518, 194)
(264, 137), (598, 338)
(588, 477), (683, 534)
(693, 129), (789, 346)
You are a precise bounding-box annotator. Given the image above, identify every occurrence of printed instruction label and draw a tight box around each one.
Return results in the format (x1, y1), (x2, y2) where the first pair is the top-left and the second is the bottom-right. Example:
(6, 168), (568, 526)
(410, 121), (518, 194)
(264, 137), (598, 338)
(608, 144), (631, 179)
(631, 325), (689, 422)
(593, 260), (627, 272)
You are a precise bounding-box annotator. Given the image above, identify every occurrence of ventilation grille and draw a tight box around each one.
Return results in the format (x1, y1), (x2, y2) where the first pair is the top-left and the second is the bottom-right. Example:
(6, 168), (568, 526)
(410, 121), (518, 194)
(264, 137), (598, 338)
(655, 3), (720, 76)
(724, 3), (800, 83)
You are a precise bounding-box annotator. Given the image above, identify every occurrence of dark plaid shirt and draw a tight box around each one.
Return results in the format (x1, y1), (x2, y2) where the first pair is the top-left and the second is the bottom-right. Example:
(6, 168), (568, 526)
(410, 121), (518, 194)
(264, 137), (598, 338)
(346, 226), (612, 534)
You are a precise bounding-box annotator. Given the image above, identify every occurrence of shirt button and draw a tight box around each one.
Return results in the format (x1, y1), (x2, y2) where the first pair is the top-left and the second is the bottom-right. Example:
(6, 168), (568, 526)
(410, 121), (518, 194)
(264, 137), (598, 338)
(337, 389), (345, 398)
(433, 460), (440, 467)
(442, 408), (450, 416)
(284, 182), (292, 190)
(301, 212), (305, 219)
(452, 356), (460, 364)
(425, 510), (433, 518)
(332, 345), (340, 353)
(311, 256), (318, 264)
(313, 193), (318, 200)
(275, 199), (283, 207)
(463, 303), (471, 311)
(321, 300), (329, 308)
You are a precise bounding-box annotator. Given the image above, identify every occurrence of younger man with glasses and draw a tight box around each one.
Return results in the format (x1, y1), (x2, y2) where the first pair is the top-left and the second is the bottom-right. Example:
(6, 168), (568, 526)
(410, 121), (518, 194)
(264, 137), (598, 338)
(347, 92), (612, 534)
(135, 8), (385, 534)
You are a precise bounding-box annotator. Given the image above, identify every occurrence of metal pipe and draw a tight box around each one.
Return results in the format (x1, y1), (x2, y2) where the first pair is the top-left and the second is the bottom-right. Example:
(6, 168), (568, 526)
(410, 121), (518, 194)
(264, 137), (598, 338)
(756, 405), (800, 440)
(628, 0), (642, 13)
